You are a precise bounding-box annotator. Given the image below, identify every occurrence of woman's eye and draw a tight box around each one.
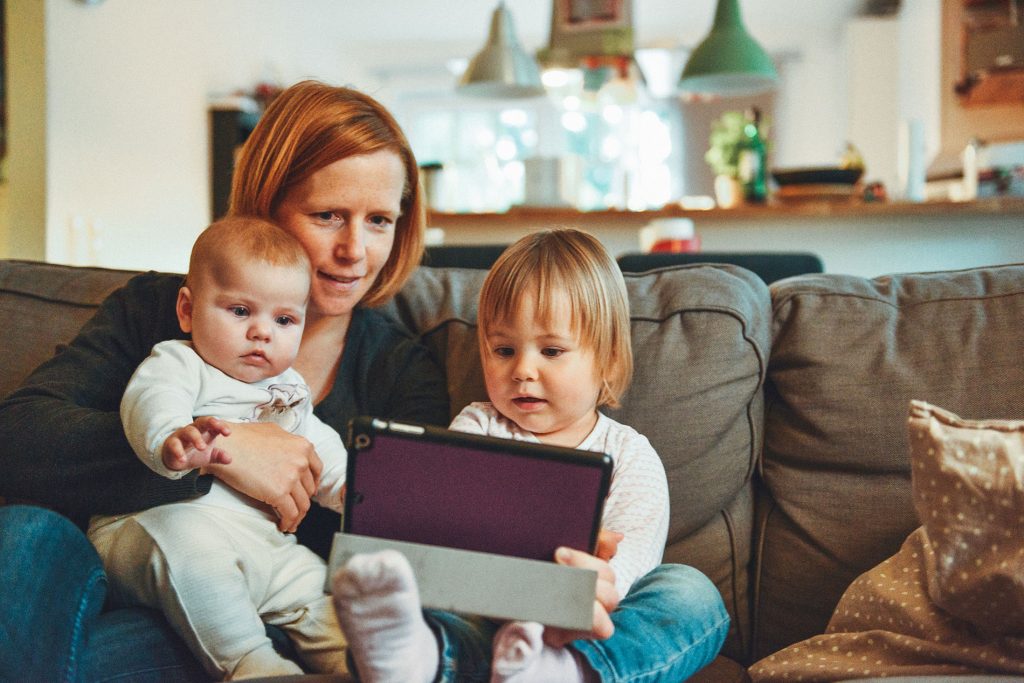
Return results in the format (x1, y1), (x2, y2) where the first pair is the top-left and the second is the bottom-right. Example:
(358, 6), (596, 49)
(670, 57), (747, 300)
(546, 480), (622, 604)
(314, 211), (341, 223)
(368, 215), (394, 230)
(229, 306), (248, 317)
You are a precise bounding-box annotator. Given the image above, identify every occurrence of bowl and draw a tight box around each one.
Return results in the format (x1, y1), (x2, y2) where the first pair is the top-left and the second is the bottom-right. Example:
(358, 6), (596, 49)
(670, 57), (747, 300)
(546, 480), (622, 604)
(772, 167), (864, 186)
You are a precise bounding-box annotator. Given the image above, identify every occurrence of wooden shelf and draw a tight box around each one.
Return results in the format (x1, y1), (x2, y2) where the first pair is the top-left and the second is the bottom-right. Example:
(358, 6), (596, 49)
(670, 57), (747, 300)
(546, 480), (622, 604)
(428, 197), (1024, 228)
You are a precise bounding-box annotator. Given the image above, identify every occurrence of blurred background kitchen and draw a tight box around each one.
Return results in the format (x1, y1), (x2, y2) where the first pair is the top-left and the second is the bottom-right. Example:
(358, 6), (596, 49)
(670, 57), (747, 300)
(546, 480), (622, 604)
(2, 0), (1022, 276)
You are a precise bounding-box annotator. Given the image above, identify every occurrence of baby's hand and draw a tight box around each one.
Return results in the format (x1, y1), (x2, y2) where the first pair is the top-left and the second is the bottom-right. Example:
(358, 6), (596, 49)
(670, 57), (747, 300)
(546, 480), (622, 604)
(161, 416), (232, 471)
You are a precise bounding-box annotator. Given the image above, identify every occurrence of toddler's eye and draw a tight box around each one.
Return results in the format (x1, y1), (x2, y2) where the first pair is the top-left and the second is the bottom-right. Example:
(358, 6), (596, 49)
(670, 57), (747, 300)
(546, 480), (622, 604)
(229, 306), (248, 317)
(494, 346), (514, 358)
(541, 347), (564, 358)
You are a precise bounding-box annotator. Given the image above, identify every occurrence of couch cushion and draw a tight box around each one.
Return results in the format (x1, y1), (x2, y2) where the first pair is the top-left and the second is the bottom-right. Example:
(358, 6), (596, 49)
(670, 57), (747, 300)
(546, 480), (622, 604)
(756, 263), (1024, 661)
(0, 260), (141, 399)
(386, 263), (772, 662)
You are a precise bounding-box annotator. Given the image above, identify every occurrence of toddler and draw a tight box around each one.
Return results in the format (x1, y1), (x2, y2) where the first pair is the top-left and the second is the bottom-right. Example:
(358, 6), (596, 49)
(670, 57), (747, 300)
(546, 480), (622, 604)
(332, 228), (729, 682)
(87, 216), (349, 680)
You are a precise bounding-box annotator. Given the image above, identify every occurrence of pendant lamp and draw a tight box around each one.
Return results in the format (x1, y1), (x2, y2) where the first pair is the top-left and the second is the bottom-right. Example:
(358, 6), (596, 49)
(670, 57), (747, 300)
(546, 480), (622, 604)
(458, 2), (545, 98)
(678, 0), (778, 96)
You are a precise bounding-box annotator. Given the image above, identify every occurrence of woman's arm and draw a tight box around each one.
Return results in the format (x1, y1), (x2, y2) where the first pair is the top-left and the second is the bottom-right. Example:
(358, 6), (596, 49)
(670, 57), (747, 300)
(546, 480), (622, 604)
(0, 273), (201, 524)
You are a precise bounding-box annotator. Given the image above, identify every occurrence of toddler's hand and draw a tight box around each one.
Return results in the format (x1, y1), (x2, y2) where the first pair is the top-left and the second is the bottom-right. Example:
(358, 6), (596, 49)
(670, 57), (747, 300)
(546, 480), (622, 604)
(595, 528), (624, 561)
(161, 416), (232, 472)
(542, 546), (620, 647)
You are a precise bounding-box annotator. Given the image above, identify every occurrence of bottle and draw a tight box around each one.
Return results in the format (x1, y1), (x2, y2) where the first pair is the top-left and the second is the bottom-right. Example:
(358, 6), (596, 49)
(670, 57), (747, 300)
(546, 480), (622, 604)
(961, 137), (981, 201)
(737, 107), (768, 204)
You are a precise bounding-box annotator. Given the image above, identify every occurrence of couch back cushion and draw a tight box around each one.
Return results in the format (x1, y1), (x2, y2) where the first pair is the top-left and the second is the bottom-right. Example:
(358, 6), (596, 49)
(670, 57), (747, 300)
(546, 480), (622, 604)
(756, 263), (1024, 660)
(384, 263), (772, 662)
(0, 260), (140, 399)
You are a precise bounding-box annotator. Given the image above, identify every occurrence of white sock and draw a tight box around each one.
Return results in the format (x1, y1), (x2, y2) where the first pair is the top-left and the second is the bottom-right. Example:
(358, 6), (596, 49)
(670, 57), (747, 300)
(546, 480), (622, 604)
(490, 621), (595, 683)
(331, 550), (439, 683)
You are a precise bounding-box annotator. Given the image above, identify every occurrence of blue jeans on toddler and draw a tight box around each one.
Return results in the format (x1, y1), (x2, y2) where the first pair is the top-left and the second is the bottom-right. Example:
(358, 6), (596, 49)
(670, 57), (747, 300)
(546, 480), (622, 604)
(0, 505), (207, 682)
(423, 563), (730, 683)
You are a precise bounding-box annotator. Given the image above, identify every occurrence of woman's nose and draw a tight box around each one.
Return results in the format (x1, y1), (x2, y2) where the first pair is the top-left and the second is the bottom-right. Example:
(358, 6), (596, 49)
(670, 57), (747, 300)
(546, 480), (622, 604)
(335, 224), (366, 261)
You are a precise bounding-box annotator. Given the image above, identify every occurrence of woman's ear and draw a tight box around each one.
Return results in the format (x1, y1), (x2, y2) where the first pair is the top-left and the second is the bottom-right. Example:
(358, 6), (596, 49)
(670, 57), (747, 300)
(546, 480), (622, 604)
(176, 286), (194, 334)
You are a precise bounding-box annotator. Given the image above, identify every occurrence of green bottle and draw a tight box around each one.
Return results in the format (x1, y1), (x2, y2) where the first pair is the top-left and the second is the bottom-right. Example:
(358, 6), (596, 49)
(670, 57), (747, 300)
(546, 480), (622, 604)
(737, 107), (767, 204)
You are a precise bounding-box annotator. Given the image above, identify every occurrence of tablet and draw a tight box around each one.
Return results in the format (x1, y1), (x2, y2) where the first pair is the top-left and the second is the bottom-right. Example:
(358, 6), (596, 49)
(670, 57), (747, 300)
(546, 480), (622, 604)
(343, 416), (613, 562)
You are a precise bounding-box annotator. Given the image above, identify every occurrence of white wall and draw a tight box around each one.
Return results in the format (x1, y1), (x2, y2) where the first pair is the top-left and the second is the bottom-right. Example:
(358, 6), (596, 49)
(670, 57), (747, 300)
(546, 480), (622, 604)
(11, 1), (864, 271)
(847, 17), (901, 193)
(43, 0), (385, 271)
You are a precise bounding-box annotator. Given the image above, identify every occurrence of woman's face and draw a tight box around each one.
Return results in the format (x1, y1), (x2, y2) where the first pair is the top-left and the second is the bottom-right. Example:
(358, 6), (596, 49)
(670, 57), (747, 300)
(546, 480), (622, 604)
(273, 150), (405, 321)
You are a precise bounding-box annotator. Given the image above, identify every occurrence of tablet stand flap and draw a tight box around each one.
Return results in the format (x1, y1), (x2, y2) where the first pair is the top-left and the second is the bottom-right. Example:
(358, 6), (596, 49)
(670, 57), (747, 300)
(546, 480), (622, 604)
(327, 533), (597, 631)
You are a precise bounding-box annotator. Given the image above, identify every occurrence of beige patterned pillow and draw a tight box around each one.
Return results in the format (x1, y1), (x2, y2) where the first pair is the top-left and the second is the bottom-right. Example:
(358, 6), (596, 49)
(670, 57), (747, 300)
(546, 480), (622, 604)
(909, 399), (1024, 637)
(749, 401), (1024, 682)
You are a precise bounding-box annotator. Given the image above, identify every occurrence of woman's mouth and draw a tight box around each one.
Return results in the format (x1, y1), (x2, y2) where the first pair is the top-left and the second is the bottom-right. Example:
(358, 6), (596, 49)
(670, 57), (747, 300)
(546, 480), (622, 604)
(318, 270), (361, 287)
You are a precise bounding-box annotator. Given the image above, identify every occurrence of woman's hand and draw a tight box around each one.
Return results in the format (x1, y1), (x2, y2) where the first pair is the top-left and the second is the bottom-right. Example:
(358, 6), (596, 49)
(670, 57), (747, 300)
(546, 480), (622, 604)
(202, 421), (323, 532)
(543, 546), (620, 647)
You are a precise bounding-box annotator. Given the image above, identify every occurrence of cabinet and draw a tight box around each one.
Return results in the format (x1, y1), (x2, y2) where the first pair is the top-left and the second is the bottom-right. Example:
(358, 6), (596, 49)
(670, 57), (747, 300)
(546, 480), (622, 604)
(209, 104), (259, 220)
(954, 0), (1024, 105)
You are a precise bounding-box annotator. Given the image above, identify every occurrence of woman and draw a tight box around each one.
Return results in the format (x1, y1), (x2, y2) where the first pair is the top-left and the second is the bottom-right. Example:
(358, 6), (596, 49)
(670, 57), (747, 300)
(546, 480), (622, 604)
(0, 80), (449, 681)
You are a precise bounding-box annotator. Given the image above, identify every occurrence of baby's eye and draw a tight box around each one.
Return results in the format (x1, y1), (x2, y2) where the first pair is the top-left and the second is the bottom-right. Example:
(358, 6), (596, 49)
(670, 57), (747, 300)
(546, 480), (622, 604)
(229, 306), (249, 317)
(494, 346), (514, 358)
(275, 315), (297, 326)
(541, 347), (564, 358)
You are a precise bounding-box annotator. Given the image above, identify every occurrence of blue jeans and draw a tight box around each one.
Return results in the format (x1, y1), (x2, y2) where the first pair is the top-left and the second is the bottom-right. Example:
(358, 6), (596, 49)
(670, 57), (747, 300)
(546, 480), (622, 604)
(423, 564), (730, 683)
(0, 505), (206, 682)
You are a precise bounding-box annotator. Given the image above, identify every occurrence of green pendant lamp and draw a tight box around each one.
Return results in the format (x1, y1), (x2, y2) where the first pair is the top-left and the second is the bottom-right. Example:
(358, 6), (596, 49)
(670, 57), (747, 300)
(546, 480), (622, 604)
(458, 2), (545, 98)
(678, 0), (778, 96)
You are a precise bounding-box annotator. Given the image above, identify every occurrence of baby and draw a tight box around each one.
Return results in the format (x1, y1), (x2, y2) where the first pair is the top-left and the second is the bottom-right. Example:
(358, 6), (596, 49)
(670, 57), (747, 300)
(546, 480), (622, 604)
(88, 216), (349, 679)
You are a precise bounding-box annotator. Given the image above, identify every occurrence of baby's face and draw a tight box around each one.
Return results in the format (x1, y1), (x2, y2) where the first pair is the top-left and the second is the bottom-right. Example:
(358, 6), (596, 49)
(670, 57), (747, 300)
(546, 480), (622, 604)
(181, 259), (309, 383)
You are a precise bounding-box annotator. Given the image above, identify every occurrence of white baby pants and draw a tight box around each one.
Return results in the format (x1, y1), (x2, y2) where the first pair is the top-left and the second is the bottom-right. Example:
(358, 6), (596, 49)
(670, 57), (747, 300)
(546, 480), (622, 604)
(89, 504), (348, 680)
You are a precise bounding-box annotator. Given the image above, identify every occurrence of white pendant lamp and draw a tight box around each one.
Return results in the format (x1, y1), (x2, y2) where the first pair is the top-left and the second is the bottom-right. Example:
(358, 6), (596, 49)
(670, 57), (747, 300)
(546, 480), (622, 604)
(458, 2), (545, 98)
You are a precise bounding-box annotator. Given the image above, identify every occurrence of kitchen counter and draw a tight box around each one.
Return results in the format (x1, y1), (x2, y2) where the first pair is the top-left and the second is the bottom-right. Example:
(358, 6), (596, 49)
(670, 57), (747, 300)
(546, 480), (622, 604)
(426, 198), (1024, 278)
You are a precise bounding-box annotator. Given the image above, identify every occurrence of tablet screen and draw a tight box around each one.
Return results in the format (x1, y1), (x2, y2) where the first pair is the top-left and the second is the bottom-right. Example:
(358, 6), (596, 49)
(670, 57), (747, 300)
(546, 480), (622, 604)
(343, 417), (612, 562)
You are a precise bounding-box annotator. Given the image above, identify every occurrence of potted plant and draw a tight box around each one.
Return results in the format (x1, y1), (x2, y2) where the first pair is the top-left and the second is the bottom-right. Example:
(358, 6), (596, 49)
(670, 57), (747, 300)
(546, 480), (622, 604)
(705, 111), (747, 209)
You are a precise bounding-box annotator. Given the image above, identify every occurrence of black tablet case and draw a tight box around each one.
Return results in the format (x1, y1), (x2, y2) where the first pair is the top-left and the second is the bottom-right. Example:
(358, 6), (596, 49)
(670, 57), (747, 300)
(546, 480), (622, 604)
(343, 417), (613, 562)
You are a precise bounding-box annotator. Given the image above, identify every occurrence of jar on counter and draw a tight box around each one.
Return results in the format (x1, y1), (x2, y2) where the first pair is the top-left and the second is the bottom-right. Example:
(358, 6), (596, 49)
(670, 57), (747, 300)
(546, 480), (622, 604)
(645, 218), (701, 254)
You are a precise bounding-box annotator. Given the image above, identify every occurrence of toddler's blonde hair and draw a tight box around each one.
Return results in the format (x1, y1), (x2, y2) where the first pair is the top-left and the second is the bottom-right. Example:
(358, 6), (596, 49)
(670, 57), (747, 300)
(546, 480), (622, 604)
(477, 228), (633, 408)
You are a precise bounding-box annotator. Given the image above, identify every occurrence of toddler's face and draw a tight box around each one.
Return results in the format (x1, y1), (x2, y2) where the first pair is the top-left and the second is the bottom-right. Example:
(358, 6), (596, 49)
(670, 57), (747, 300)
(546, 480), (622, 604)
(481, 288), (602, 448)
(178, 259), (309, 383)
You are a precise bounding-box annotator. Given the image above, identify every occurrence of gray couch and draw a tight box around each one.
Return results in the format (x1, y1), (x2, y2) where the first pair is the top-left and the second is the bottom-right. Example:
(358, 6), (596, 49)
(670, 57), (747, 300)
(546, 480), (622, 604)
(2, 257), (1023, 681)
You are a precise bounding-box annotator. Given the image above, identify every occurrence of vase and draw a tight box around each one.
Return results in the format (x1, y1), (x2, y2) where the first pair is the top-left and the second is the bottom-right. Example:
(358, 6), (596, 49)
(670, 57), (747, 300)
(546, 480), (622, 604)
(714, 175), (743, 209)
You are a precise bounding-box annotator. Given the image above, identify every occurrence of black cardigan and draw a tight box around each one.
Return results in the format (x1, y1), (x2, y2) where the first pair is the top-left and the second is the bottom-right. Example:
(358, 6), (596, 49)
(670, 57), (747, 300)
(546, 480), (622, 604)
(0, 272), (449, 557)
